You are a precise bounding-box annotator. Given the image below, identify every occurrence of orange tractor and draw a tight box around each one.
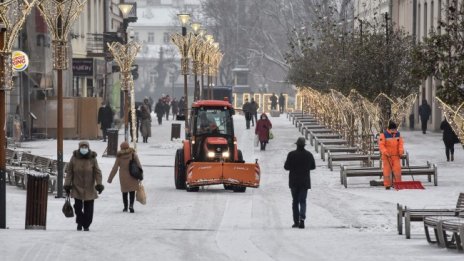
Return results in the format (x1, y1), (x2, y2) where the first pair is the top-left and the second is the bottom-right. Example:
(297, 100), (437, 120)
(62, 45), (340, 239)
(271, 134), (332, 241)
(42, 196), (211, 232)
(174, 99), (260, 192)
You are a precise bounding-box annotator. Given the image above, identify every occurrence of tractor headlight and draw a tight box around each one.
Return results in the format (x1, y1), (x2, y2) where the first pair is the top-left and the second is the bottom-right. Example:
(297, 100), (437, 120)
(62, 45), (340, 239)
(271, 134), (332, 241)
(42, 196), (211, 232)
(222, 151), (230, 158)
(207, 151), (215, 158)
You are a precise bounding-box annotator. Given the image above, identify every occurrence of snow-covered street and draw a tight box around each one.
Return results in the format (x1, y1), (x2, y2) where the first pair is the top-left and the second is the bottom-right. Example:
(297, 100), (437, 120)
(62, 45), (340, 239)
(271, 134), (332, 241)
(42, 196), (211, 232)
(1, 113), (463, 261)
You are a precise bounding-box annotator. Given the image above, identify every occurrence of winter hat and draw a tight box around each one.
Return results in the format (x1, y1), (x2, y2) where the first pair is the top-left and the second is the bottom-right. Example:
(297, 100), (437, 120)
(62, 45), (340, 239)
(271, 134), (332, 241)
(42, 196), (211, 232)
(120, 141), (130, 149)
(78, 141), (89, 148)
(388, 121), (397, 130)
(295, 137), (306, 146)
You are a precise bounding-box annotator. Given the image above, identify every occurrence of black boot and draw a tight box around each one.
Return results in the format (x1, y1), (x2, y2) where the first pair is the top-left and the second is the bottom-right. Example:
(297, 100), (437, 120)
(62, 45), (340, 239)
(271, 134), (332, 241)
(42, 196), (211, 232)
(299, 219), (305, 229)
(122, 193), (128, 212)
(77, 224), (82, 231)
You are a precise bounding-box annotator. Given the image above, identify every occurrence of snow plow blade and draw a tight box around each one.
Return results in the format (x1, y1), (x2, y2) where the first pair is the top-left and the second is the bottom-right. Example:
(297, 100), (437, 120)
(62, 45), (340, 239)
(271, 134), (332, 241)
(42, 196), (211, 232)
(186, 162), (260, 188)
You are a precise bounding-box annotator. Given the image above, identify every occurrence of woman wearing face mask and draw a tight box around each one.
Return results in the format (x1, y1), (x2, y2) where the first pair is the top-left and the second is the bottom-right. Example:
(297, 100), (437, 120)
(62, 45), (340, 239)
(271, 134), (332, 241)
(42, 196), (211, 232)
(255, 113), (272, 151)
(64, 141), (104, 231)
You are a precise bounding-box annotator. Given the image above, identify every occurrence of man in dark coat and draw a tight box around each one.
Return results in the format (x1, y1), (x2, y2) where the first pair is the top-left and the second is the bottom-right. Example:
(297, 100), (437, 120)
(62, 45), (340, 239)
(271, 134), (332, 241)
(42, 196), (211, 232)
(418, 99), (431, 134)
(440, 118), (460, 161)
(250, 98), (259, 127)
(279, 93), (285, 113)
(270, 93), (278, 110)
(284, 137), (316, 229)
(155, 99), (165, 125)
(242, 98), (252, 129)
(178, 96), (186, 116)
(97, 102), (114, 142)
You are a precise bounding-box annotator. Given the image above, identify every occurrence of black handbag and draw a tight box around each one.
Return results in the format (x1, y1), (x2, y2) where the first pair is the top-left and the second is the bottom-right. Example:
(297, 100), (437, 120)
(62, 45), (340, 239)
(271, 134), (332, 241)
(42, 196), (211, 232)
(62, 196), (74, 218)
(129, 153), (144, 180)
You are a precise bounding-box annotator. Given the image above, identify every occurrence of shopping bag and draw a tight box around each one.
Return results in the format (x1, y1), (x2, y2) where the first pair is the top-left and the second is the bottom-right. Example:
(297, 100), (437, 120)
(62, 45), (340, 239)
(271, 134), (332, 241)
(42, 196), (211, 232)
(62, 196), (74, 218)
(136, 182), (147, 205)
(254, 135), (259, 147)
(269, 131), (274, 140)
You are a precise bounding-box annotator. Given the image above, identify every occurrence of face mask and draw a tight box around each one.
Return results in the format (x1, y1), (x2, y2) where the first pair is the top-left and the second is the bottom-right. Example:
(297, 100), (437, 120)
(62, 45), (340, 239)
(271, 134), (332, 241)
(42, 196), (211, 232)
(80, 148), (89, 155)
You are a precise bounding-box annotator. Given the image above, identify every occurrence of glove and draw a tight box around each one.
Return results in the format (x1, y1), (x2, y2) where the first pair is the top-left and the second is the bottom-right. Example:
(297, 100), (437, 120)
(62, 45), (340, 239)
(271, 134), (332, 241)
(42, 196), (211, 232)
(95, 184), (104, 194)
(64, 185), (72, 195)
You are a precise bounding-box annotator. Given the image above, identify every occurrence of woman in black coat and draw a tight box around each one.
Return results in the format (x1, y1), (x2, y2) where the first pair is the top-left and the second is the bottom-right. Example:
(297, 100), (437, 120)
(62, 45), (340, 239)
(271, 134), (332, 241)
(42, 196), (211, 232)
(440, 119), (460, 161)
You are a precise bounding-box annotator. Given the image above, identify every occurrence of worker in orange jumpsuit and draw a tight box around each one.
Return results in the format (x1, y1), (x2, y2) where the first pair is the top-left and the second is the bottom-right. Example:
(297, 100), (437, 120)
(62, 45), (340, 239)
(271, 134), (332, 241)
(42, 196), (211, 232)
(378, 121), (404, 189)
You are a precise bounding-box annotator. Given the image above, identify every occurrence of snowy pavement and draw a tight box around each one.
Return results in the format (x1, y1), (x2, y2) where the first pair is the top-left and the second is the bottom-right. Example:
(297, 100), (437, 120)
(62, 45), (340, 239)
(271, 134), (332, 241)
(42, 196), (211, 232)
(1, 112), (464, 261)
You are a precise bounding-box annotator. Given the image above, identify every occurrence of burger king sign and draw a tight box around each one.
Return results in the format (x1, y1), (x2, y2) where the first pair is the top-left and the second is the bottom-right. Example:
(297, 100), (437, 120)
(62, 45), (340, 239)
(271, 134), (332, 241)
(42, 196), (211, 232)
(12, 51), (29, 72)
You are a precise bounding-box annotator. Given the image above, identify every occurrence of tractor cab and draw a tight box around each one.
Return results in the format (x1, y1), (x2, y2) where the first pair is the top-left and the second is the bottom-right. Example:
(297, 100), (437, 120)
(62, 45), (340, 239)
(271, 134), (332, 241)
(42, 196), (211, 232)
(189, 100), (239, 162)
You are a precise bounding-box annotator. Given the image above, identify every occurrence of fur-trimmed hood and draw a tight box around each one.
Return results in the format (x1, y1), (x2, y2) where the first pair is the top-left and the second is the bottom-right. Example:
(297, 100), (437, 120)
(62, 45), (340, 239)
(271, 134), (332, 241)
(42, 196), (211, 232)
(73, 150), (98, 159)
(117, 147), (135, 157)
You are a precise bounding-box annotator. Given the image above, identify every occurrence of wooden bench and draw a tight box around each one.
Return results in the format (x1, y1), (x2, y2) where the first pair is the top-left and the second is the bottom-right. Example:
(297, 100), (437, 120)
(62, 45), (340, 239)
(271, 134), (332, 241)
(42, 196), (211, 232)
(292, 115), (314, 125)
(48, 160), (68, 194)
(13, 152), (36, 189)
(314, 138), (347, 153)
(397, 192), (464, 239)
(305, 128), (333, 141)
(341, 161), (436, 189)
(329, 152), (409, 171)
(437, 217), (464, 250)
(287, 111), (304, 120)
(310, 133), (341, 146)
(302, 125), (327, 137)
(321, 146), (359, 161)
(297, 119), (318, 128)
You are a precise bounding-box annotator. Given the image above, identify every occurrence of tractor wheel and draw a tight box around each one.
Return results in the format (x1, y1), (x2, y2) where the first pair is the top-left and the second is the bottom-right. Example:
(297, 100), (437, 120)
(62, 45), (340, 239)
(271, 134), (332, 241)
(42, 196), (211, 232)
(174, 149), (186, 190)
(233, 186), (247, 193)
(237, 150), (244, 162)
(186, 186), (200, 192)
(224, 184), (234, 190)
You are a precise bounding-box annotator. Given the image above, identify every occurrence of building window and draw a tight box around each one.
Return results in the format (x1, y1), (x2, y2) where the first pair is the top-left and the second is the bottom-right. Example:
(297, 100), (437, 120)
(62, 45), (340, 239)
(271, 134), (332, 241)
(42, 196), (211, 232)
(163, 32), (170, 44)
(418, 4), (421, 41)
(431, 1), (434, 32)
(424, 3), (428, 37)
(148, 32), (155, 43)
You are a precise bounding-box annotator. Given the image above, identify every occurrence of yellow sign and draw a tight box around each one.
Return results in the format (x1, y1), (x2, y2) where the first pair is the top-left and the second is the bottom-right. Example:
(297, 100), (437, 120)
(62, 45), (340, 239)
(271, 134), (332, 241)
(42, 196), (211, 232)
(12, 51), (29, 72)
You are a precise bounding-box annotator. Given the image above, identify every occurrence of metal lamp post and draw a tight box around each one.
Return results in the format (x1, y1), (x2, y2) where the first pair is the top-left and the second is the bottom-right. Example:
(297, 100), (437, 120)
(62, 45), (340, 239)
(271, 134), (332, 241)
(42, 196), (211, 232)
(118, 2), (134, 142)
(0, 0), (38, 229)
(37, 0), (88, 199)
(107, 41), (141, 149)
(190, 22), (201, 100)
(171, 13), (191, 135)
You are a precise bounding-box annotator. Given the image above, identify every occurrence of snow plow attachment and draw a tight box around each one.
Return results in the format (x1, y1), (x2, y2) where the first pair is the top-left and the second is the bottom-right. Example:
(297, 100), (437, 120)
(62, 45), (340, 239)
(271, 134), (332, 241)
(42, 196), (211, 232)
(186, 162), (260, 188)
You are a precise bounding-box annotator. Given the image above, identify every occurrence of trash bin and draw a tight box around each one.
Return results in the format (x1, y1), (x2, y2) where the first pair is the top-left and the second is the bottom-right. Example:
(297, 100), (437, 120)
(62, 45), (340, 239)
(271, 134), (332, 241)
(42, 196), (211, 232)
(25, 174), (49, 230)
(107, 128), (118, 156)
(409, 114), (415, 130)
(171, 123), (181, 141)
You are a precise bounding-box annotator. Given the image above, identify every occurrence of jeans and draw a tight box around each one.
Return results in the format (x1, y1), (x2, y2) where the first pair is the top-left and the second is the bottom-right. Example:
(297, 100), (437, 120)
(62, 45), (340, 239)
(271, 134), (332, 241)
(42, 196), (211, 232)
(291, 187), (308, 223)
(445, 142), (455, 161)
(74, 199), (94, 229)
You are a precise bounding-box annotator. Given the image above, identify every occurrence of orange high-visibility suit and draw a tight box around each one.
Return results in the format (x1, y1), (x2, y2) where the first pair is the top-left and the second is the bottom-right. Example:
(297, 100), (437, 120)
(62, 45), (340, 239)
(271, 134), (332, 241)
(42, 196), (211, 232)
(378, 129), (404, 188)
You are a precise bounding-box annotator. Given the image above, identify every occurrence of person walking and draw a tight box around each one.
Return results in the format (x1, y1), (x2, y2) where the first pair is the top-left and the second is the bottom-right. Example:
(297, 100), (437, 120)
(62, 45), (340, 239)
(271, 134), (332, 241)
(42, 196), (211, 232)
(440, 118), (460, 161)
(107, 141), (142, 213)
(140, 98), (152, 143)
(255, 113), (272, 151)
(250, 98), (259, 127)
(284, 137), (316, 229)
(178, 96), (186, 117)
(270, 93), (278, 110)
(279, 93), (285, 113)
(97, 102), (113, 142)
(242, 98), (252, 129)
(171, 98), (179, 119)
(155, 99), (164, 125)
(418, 99), (431, 134)
(164, 95), (171, 120)
(378, 121), (404, 190)
(64, 141), (104, 231)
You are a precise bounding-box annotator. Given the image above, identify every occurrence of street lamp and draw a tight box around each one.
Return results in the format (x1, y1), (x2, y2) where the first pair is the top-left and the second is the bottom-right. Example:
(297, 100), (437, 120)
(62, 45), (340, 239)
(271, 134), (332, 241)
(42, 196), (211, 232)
(189, 22), (202, 101)
(37, 0), (88, 199)
(172, 13), (191, 135)
(118, 2), (136, 142)
(0, 0), (37, 230)
(107, 41), (141, 149)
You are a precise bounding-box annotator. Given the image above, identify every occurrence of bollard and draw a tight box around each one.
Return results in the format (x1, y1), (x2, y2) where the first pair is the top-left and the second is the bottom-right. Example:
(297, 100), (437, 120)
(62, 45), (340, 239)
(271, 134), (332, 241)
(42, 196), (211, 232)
(25, 174), (49, 230)
(107, 128), (118, 156)
(171, 123), (181, 140)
